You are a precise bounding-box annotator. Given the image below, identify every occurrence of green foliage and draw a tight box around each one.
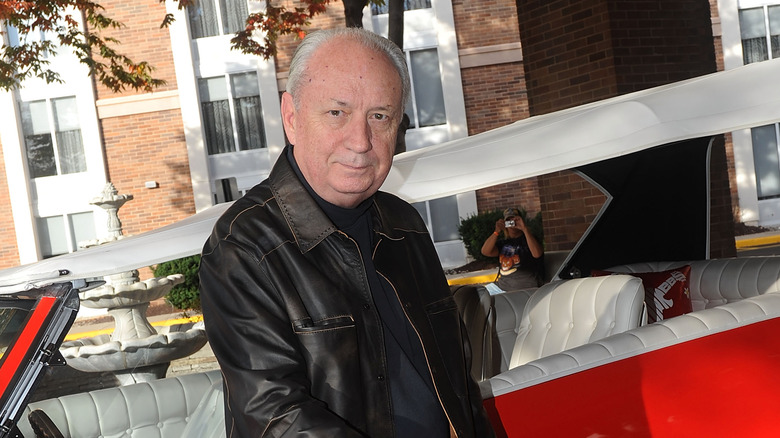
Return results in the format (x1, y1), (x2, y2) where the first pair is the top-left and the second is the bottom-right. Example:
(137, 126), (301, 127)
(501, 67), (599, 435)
(457, 208), (544, 262)
(152, 255), (201, 311)
(458, 210), (504, 262)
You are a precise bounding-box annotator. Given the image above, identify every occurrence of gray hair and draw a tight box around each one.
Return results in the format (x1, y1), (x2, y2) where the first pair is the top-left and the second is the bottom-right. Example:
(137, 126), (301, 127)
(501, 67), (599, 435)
(286, 28), (410, 112)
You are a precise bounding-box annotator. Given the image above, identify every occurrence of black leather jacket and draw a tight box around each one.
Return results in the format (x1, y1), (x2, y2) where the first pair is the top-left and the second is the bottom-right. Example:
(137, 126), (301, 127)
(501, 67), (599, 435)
(200, 152), (494, 437)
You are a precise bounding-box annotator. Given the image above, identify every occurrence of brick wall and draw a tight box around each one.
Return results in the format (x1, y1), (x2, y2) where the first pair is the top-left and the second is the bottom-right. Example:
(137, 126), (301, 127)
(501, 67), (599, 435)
(0, 142), (20, 268)
(452, 0), (522, 49)
(607, 1), (717, 94)
(708, 0), (741, 223)
(461, 63), (529, 136)
(476, 179), (542, 216)
(538, 170), (605, 251)
(453, 0), (542, 218)
(90, 0), (178, 99)
(710, 135), (737, 258)
(516, 0), (619, 116)
(101, 109), (195, 237)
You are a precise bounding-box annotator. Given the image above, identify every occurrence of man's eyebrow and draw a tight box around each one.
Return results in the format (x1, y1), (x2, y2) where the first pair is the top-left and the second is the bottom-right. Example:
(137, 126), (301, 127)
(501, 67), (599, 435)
(326, 98), (398, 113)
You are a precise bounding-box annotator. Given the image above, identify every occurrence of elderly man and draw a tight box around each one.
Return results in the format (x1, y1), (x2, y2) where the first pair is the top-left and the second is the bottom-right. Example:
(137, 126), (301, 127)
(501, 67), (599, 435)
(200, 28), (494, 437)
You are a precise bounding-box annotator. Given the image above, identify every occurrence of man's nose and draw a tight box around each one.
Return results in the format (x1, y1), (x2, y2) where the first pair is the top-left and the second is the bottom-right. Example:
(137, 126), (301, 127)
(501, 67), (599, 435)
(344, 116), (372, 152)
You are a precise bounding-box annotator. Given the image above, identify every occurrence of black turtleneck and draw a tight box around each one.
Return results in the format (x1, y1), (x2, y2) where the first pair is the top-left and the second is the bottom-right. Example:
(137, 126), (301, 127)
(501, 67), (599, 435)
(286, 147), (448, 437)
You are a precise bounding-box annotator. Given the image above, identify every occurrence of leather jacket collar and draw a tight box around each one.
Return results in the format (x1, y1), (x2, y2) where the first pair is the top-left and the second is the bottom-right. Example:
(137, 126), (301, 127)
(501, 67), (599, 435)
(269, 148), (407, 253)
(269, 153), (337, 253)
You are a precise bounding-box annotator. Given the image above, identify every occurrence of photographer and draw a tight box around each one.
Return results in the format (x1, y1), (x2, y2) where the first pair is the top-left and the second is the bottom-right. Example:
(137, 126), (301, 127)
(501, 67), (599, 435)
(481, 208), (544, 294)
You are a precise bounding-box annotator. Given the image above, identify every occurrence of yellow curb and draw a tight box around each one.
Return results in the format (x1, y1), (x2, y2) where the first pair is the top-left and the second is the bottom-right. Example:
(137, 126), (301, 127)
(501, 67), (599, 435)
(735, 235), (780, 249)
(447, 273), (497, 286)
(65, 315), (203, 341)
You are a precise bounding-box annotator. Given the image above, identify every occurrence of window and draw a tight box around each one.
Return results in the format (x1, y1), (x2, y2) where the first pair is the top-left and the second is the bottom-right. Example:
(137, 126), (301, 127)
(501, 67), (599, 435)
(413, 195), (460, 243)
(753, 124), (780, 200)
(371, 0), (431, 15)
(405, 49), (446, 129)
(199, 72), (267, 155)
(213, 177), (243, 204)
(188, 0), (248, 39)
(20, 96), (86, 178)
(739, 5), (780, 64)
(37, 212), (96, 258)
(742, 6), (780, 200)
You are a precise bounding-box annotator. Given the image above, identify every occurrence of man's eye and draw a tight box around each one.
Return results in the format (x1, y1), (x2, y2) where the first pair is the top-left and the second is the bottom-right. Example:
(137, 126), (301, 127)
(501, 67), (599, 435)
(328, 110), (343, 116)
(371, 113), (389, 121)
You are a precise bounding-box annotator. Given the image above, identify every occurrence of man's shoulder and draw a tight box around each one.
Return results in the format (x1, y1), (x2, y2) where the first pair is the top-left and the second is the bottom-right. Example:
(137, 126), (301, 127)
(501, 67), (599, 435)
(374, 191), (426, 231)
(211, 182), (280, 239)
(375, 191), (412, 210)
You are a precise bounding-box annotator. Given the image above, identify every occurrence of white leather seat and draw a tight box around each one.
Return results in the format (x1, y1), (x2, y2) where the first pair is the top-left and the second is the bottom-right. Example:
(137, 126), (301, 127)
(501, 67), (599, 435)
(509, 275), (645, 368)
(18, 370), (222, 438)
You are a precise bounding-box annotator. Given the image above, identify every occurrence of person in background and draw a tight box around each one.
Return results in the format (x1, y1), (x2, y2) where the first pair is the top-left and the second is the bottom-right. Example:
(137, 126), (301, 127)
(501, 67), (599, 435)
(481, 207), (544, 294)
(199, 27), (494, 438)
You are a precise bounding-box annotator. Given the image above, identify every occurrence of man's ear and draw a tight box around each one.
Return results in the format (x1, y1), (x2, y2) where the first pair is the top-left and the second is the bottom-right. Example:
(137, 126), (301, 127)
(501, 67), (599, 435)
(281, 92), (297, 145)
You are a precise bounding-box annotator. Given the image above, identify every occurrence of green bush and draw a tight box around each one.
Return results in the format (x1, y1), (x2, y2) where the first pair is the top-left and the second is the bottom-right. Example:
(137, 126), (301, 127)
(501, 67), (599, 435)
(152, 255), (201, 311)
(458, 210), (504, 262)
(457, 208), (544, 262)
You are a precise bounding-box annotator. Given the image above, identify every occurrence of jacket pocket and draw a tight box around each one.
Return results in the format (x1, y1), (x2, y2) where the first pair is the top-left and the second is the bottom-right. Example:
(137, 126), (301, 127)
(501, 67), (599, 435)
(293, 315), (363, 424)
(293, 315), (355, 333)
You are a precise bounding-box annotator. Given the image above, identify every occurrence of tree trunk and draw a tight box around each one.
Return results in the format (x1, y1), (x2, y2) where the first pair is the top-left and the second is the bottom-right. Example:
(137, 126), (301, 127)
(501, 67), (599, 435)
(387, 0), (404, 50)
(342, 0), (367, 27)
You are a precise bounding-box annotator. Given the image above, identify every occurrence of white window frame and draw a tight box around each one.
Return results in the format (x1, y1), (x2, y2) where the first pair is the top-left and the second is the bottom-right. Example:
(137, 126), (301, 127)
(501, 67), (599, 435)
(187, 0), (250, 40)
(738, 3), (780, 63)
(19, 96), (86, 179)
(198, 71), (267, 155)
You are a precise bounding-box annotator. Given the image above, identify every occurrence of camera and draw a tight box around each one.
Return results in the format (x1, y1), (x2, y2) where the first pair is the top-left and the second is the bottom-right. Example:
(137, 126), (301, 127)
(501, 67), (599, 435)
(505, 220), (515, 228)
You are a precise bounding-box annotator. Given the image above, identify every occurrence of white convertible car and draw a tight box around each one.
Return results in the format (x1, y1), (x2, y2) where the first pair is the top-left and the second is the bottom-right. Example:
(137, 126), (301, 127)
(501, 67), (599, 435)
(0, 58), (778, 437)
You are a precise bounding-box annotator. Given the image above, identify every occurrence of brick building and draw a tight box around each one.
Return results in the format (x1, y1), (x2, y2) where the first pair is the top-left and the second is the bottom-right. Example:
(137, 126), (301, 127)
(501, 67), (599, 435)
(0, 0), (777, 272)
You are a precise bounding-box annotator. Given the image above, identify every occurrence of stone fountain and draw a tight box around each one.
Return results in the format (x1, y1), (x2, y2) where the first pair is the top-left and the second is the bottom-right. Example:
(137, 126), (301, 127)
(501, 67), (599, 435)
(60, 183), (207, 385)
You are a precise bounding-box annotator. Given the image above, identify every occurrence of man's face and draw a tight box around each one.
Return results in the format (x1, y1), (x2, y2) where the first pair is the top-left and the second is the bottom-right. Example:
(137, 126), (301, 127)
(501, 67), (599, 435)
(282, 37), (403, 208)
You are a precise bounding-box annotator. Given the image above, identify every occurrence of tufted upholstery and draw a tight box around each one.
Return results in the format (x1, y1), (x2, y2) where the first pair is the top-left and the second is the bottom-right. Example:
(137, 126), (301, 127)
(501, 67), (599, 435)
(607, 256), (780, 311)
(509, 275), (645, 368)
(17, 370), (222, 438)
(492, 289), (535, 373)
(481, 292), (780, 399)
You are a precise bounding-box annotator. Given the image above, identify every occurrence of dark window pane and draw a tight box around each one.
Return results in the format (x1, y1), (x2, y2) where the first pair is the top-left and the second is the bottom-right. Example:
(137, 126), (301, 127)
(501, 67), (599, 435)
(230, 72), (265, 150)
(430, 195), (460, 242)
(753, 124), (780, 199)
(202, 101), (236, 154)
(52, 97), (85, 174)
(743, 37), (769, 63)
(188, 0), (220, 38)
(235, 96), (266, 150)
(740, 8), (769, 64)
(410, 49), (446, 127)
(20, 100), (57, 178)
(372, 0), (431, 15)
(770, 6), (780, 59)
(221, 0), (248, 34)
(56, 130), (86, 174)
(25, 134), (57, 178)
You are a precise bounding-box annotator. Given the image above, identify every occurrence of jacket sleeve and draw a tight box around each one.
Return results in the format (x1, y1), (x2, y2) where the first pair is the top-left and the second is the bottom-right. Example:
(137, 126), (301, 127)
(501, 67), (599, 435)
(199, 238), (366, 437)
